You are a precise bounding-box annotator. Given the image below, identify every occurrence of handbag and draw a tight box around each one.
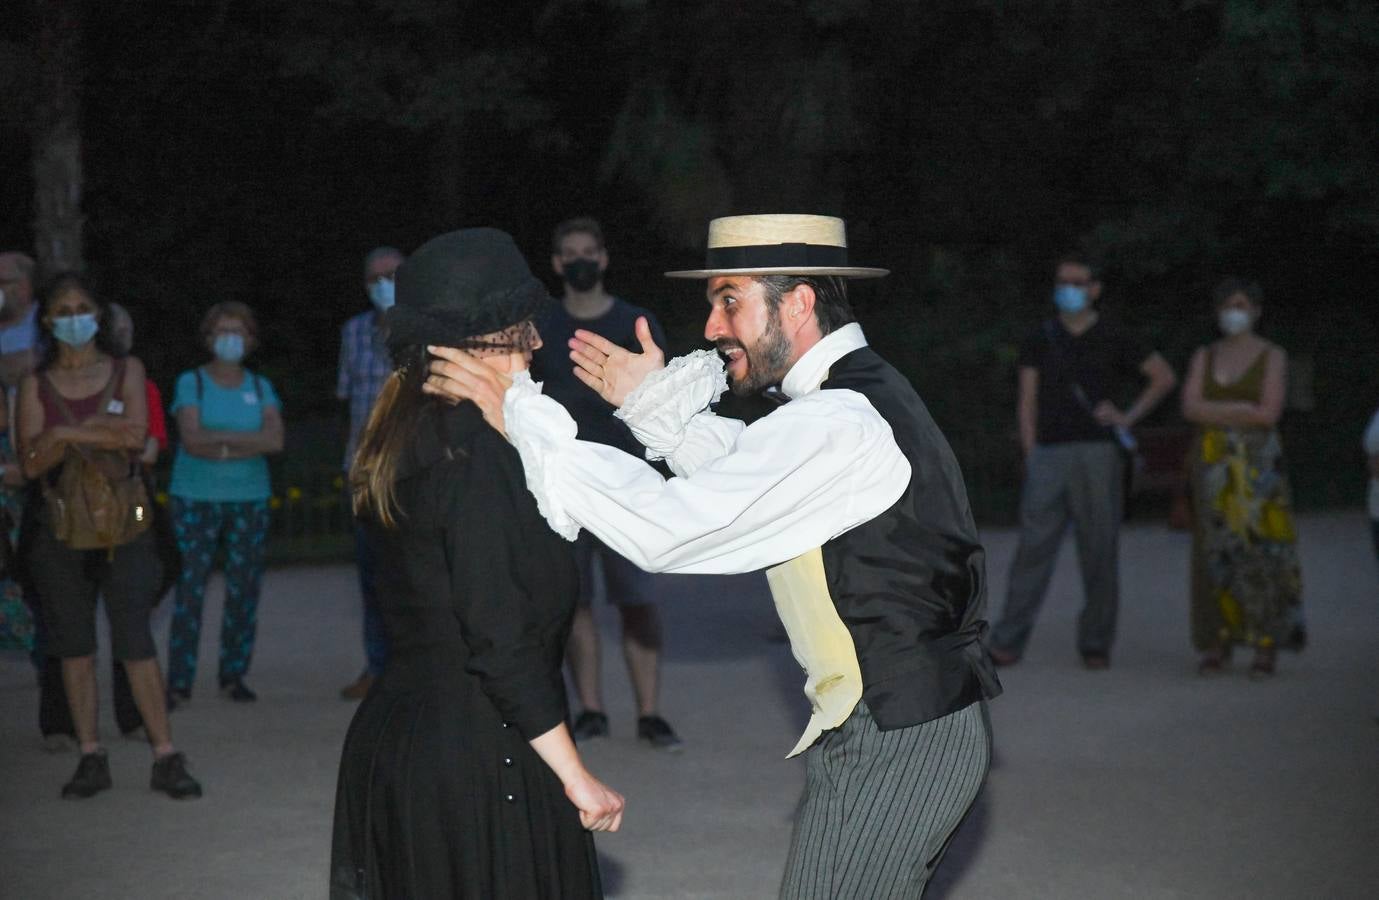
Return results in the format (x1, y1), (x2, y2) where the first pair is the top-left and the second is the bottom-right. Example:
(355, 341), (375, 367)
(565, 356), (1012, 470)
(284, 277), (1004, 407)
(40, 361), (153, 552)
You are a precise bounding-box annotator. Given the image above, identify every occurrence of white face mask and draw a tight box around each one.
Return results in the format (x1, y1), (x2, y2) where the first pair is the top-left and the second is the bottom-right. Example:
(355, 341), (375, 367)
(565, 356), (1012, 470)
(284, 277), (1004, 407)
(1218, 308), (1253, 336)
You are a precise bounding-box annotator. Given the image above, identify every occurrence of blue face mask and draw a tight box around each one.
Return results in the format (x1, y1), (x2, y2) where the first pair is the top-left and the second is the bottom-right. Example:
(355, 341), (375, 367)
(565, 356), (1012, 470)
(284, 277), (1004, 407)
(1053, 284), (1088, 314)
(368, 277), (395, 311)
(52, 313), (100, 347)
(214, 332), (246, 363)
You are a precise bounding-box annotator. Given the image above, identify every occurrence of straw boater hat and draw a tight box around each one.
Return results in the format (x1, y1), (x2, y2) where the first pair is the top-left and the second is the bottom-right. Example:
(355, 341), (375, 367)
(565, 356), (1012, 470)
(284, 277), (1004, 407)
(665, 214), (888, 279)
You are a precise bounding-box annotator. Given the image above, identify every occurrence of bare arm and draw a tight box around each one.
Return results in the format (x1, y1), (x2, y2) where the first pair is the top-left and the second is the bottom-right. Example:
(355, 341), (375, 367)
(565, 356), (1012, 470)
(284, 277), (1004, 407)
(527, 723), (625, 832)
(18, 375), (71, 479)
(1017, 366), (1038, 457)
(45, 358), (151, 454)
(0, 391), (20, 487)
(178, 395), (284, 459)
(1129, 352), (1177, 424)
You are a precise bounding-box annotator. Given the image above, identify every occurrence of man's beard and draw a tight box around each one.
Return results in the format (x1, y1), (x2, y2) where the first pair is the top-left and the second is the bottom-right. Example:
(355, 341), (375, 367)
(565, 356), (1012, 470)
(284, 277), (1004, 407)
(719, 309), (793, 396)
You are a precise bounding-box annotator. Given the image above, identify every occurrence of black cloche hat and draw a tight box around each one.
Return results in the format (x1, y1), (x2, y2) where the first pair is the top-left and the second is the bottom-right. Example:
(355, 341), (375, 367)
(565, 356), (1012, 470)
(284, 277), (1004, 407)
(385, 227), (550, 354)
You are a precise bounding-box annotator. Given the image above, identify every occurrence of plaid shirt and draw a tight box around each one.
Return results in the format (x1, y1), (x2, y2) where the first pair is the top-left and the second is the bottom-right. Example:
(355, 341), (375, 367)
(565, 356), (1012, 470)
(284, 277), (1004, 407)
(337, 309), (392, 470)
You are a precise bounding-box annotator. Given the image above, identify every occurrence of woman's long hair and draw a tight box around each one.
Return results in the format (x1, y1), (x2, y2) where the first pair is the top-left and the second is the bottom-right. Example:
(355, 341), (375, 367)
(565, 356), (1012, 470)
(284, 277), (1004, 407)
(351, 344), (432, 528)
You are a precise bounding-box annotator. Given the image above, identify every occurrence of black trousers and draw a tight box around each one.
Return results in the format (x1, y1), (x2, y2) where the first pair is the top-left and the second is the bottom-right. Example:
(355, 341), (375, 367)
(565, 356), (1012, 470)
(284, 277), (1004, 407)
(32, 601), (144, 737)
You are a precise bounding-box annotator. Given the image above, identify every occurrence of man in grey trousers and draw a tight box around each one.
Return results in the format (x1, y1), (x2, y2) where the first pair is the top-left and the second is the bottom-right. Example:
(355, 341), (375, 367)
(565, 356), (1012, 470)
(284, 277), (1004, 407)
(989, 254), (1176, 669)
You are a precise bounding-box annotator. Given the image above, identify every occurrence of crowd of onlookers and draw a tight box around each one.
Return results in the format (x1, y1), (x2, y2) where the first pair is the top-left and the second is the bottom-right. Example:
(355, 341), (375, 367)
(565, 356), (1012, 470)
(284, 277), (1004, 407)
(1, 232), (1376, 804)
(0, 252), (282, 799)
(985, 258), (1322, 679)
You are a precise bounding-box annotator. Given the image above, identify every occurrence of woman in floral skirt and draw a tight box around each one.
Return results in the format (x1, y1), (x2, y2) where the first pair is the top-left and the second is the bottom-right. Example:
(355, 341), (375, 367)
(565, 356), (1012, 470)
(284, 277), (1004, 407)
(1181, 278), (1301, 678)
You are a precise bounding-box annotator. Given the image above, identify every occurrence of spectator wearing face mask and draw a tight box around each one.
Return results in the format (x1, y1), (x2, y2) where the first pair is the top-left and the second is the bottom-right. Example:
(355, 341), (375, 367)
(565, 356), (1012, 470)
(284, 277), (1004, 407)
(1181, 278), (1301, 679)
(530, 217), (681, 751)
(17, 273), (200, 799)
(337, 246), (402, 701)
(987, 253), (1176, 671)
(165, 302), (284, 708)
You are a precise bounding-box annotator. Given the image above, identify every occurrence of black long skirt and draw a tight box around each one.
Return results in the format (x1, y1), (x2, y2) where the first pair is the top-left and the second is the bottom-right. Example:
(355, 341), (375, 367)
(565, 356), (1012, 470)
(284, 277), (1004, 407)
(330, 653), (601, 900)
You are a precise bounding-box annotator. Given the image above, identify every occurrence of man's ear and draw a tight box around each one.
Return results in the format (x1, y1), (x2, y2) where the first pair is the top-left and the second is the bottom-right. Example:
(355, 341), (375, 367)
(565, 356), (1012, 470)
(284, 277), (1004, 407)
(1089, 279), (1103, 302)
(551, 255), (564, 277)
(785, 284), (817, 334)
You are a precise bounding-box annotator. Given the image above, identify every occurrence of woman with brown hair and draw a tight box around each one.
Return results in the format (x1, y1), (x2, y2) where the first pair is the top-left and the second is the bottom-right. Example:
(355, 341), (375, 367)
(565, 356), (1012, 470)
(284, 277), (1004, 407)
(1181, 277), (1301, 678)
(166, 301), (284, 706)
(330, 229), (622, 900)
(17, 272), (200, 799)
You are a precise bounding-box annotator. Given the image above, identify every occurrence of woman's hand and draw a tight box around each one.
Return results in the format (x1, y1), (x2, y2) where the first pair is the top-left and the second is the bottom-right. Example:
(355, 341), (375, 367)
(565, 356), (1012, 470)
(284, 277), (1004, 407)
(564, 771), (625, 833)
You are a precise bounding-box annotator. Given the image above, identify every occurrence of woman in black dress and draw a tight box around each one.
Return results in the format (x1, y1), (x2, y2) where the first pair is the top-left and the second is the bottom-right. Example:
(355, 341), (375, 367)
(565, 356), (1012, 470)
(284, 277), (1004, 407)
(331, 229), (624, 900)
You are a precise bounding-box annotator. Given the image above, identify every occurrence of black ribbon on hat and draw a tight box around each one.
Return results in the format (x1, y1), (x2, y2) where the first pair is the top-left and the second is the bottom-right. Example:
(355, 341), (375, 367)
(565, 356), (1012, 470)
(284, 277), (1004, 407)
(704, 242), (849, 270)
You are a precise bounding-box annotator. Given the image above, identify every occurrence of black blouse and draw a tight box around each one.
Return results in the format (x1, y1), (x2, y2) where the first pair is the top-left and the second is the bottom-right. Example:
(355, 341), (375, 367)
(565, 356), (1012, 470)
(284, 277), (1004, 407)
(365, 401), (578, 739)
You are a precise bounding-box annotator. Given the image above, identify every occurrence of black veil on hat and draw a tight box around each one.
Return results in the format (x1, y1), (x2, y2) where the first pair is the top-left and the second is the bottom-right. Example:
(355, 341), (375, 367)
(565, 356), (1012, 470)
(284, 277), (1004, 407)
(385, 227), (550, 357)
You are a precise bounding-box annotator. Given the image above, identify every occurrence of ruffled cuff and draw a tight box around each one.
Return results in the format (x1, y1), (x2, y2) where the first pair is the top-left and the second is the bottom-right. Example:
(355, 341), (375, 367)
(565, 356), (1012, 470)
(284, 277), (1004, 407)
(614, 350), (728, 460)
(503, 371), (581, 541)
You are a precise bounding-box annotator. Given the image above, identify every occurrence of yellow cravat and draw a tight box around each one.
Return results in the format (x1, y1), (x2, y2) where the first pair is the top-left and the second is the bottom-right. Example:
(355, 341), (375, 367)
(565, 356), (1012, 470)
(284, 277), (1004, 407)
(765, 547), (864, 758)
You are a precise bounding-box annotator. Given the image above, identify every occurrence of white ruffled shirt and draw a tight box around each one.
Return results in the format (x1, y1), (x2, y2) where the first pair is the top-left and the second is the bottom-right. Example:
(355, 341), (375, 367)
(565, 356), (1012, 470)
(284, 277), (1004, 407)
(501, 323), (912, 575)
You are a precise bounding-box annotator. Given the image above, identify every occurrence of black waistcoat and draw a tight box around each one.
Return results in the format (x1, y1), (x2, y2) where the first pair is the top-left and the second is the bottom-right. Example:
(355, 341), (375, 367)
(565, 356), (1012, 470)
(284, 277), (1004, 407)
(818, 346), (1002, 729)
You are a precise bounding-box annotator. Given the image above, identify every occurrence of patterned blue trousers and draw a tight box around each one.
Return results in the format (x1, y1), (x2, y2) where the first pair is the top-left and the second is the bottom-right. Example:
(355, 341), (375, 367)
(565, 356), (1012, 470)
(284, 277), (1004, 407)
(167, 497), (270, 693)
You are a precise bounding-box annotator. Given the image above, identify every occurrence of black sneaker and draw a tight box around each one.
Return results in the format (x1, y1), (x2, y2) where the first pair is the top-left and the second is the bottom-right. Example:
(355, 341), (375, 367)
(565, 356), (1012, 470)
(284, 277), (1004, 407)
(1284, 624), (1307, 653)
(166, 687), (191, 712)
(151, 752), (202, 799)
(219, 676), (257, 702)
(62, 750), (112, 799)
(571, 710), (609, 741)
(637, 715), (684, 752)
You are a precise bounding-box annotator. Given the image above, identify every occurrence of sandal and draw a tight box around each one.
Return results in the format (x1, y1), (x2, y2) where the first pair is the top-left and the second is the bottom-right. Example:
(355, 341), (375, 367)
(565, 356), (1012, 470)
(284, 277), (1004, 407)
(1249, 644), (1276, 680)
(1196, 643), (1231, 676)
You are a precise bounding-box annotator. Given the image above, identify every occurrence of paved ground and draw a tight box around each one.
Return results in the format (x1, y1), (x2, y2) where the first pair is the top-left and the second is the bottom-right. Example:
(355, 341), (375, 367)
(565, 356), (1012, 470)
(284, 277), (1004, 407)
(1, 511), (1375, 899)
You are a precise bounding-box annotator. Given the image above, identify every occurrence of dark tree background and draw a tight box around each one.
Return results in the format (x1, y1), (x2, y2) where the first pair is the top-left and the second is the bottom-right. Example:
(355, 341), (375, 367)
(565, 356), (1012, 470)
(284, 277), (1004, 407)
(2, 0), (1376, 516)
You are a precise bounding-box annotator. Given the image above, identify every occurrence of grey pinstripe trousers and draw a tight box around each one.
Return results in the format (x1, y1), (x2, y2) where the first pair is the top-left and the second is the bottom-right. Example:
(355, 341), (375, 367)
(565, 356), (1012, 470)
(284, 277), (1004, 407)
(780, 700), (991, 899)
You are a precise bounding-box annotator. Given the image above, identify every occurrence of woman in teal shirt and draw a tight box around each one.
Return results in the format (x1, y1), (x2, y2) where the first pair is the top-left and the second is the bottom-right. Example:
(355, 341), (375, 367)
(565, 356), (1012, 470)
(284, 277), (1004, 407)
(167, 302), (283, 706)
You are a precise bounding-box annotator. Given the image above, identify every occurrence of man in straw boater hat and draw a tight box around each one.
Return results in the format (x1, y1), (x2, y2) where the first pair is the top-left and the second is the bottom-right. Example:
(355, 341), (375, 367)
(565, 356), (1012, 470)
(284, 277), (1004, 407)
(425, 214), (1002, 897)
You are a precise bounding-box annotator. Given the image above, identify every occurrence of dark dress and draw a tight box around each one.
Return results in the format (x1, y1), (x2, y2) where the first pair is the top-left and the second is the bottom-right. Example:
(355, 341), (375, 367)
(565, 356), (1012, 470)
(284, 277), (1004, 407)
(330, 402), (600, 900)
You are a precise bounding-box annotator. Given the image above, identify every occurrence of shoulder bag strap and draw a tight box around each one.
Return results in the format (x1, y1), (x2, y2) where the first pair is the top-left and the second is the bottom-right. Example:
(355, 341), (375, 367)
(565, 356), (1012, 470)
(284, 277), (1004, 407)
(98, 358), (127, 412)
(40, 372), (81, 426)
(1042, 319), (1095, 414)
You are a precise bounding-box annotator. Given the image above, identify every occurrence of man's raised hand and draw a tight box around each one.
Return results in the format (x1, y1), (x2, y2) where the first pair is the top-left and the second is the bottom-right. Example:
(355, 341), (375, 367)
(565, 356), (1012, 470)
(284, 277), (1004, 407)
(423, 346), (511, 437)
(569, 315), (664, 408)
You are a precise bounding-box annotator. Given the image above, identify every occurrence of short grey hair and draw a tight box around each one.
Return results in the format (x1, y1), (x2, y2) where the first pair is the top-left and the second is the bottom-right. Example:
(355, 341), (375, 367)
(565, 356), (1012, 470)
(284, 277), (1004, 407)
(0, 251), (36, 282)
(363, 246), (404, 276)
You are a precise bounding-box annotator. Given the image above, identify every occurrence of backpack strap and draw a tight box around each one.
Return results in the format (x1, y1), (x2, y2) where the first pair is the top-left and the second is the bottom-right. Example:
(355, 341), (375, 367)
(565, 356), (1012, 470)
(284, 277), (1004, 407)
(1041, 319), (1094, 414)
(197, 367), (263, 403)
(99, 359), (127, 412)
